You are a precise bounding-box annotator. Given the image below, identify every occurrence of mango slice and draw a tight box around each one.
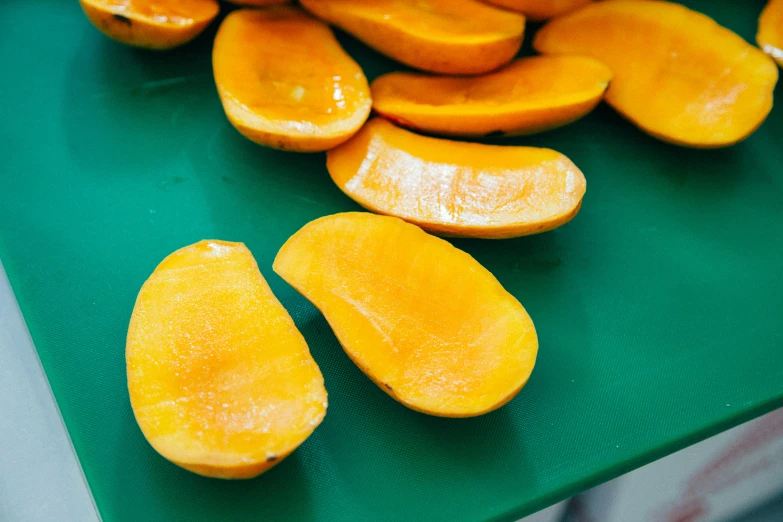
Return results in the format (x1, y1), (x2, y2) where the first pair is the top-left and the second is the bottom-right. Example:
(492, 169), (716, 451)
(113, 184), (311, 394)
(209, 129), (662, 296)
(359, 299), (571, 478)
(127, 241), (327, 479)
(274, 213), (537, 417)
(327, 118), (586, 239)
(79, 0), (219, 50)
(482, 0), (591, 21)
(299, 0), (525, 75)
(212, 7), (372, 152)
(371, 56), (612, 137)
(228, 0), (289, 6)
(759, 0), (783, 67)
(534, 0), (779, 148)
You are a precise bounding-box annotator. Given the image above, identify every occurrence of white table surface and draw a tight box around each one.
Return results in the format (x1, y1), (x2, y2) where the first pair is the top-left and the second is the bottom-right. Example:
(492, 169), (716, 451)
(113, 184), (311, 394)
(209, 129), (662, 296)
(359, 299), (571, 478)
(0, 262), (99, 522)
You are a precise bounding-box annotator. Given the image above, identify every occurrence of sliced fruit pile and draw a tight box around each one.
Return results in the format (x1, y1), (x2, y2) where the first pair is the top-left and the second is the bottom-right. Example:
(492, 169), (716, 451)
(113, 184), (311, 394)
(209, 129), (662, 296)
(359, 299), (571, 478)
(78, 0), (780, 478)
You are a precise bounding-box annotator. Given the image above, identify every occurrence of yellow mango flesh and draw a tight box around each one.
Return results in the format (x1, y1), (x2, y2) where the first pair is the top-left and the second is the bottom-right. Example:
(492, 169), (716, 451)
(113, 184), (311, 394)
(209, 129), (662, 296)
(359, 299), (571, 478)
(483, 0), (591, 21)
(212, 7), (372, 152)
(534, 0), (779, 147)
(79, 0), (219, 49)
(300, 0), (525, 75)
(759, 0), (783, 67)
(371, 56), (612, 137)
(327, 118), (586, 239)
(127, 241), (327, 478)
(228, 0), (290, 5)
(274, 213), (538, 417)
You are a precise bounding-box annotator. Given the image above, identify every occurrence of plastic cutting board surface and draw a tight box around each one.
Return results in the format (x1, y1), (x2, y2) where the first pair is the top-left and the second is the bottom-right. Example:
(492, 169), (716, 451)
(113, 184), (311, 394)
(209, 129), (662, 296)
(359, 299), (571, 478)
(1, 1), (782, 520)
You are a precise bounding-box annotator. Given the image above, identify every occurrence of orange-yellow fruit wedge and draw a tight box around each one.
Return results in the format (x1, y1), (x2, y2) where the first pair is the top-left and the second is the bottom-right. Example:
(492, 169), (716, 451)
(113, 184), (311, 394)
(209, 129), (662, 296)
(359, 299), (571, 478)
(534, 0), (779, 148)
(327, 118), (586, 239)
(371, 56), (612, 137)
(127, 240), (327, 479)
(482, 0), (591, 21)
(79, 0), (219, 49)
(212, 7), (372, 152)
(274, 213), (538, 417)
(759, 0), (783, 67)
(300, 0), (525, 75)
(227, 0), (289, 6)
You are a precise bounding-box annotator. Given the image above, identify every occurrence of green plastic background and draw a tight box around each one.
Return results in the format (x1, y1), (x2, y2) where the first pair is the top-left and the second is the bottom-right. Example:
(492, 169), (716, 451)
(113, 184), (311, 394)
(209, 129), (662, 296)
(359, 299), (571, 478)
(1, 1), (782, 521)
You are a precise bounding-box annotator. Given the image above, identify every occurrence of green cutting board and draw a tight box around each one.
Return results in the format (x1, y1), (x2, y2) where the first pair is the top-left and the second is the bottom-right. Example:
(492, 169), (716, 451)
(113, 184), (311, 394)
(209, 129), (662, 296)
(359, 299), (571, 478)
(2, 1), (782, 521)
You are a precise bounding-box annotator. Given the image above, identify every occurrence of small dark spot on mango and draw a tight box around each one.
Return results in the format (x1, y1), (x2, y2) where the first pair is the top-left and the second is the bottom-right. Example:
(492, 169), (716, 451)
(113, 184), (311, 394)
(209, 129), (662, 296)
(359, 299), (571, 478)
(113, 14), (132, 26)
(266, 455), (278, 462)
(384, 383), (393, 391)
(485, 130), (505, 138)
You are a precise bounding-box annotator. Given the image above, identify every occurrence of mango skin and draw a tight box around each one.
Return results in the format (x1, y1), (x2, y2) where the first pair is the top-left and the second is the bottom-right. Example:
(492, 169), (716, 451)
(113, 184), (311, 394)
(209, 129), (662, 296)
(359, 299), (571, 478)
(79, 0), (219, 50)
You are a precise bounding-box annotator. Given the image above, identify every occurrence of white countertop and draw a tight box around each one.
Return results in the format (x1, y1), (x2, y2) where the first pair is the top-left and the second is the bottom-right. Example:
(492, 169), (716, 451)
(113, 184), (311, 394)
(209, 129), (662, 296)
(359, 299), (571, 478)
(0, 262), (99, 522)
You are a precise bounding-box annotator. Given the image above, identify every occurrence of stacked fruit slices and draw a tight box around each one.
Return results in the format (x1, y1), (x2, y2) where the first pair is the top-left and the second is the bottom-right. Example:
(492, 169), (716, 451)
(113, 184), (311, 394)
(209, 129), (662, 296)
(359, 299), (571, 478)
(79, 0), (780, 479)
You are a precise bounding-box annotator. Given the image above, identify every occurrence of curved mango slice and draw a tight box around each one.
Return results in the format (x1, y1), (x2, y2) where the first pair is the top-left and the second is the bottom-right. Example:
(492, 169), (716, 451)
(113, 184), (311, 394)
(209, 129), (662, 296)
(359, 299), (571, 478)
(274, 213), (538, 417)
(213, 7), (372, 152)
(79, 0), (219, 50)
(534, 0), (779, 148)
(482, 0), (591, 21)
(759, 0), (783, 67)
(327, 118), (586, 239)
(228, 0), (290, 6)
(371, 56), (612, 137)
(300, 0), (525, 75)
(127, 241), (327, 479)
